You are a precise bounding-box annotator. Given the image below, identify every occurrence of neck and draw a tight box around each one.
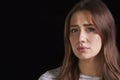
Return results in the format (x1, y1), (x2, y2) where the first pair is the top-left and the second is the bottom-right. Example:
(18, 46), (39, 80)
(78, 56), (103, 77)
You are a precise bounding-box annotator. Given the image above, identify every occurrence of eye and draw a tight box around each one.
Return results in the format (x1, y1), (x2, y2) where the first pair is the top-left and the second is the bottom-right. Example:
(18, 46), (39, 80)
(87, 27), (95, 32)
(70, 28), (78, 33)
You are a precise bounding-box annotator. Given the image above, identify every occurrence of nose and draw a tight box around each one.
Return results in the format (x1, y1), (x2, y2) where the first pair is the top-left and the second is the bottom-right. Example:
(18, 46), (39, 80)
(79, 30), (86, 43)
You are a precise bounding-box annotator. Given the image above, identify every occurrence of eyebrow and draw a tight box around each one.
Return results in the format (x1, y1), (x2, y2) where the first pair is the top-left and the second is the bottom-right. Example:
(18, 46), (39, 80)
(70, 25), (79, 27)
(83, 23), (94, 26)
(70, 23), (94, 27)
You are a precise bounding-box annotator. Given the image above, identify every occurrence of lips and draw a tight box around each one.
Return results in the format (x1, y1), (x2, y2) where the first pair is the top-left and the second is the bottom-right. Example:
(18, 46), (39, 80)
(77, 46), (89, 52)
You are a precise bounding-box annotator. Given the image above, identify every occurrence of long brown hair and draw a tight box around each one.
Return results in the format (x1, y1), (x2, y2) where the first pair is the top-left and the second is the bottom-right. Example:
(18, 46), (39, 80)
(58, 0), (120, 80)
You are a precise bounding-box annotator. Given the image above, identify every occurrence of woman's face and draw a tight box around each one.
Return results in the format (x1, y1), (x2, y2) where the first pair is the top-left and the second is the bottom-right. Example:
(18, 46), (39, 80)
(69, 10), (102, 60)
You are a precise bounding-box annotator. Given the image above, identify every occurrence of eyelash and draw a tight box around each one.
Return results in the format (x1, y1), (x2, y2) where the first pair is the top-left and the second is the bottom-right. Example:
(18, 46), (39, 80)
(70, 27), (95, 33)
(70, 29), (78, 33)
(87, 28), (95, 32)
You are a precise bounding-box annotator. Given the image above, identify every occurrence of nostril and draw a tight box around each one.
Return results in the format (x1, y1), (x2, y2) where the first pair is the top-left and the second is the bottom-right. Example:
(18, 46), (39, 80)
(79, 36), (86, 42)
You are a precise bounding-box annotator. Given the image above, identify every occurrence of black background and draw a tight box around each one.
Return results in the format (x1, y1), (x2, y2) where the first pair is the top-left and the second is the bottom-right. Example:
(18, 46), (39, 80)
(3, 0), (120, 80)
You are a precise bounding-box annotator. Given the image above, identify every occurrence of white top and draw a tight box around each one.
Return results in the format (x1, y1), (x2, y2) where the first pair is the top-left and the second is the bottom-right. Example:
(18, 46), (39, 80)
(38, 67), (102, 80)
(39, 67), (60, 80)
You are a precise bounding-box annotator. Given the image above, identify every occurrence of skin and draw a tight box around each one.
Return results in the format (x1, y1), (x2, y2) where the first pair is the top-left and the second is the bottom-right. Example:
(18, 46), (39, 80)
(69, 10), (103, 76)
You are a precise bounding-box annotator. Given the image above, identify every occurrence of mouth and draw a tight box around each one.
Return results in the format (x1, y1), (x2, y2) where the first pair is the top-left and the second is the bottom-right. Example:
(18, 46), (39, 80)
(77, 46), (89, 52)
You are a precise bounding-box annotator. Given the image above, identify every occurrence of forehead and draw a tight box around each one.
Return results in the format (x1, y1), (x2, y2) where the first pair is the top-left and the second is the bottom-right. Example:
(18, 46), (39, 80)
(70, 10), (93, 25)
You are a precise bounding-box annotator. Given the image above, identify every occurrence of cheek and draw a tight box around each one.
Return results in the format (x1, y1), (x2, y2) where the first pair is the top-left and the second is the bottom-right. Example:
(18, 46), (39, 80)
(90, 35), (102, 49)
(69, 36), (77, 48)
(70, 37), (74, 46)
(70, 35), (78, 43)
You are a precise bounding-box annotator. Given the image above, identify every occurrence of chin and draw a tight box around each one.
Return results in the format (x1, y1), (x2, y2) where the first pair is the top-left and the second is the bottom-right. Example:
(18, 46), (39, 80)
(78, 56), (95, 60)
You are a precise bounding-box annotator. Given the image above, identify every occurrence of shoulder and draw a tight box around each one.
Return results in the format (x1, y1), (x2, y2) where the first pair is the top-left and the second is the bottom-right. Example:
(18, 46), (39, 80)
(38, 67), (60, 80)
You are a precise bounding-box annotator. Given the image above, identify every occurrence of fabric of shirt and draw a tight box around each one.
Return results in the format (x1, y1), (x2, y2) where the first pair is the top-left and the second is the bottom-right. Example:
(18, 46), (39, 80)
(38, 67), (102, 80)
(38, 67), (60, 80)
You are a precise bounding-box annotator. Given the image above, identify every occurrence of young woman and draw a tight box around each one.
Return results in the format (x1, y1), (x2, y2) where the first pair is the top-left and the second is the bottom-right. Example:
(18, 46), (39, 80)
(39, 0), (120, 80)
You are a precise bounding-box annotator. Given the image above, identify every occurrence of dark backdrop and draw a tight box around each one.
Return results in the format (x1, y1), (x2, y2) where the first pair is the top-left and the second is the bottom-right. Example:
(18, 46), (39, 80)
(6, 0), (120, 80)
